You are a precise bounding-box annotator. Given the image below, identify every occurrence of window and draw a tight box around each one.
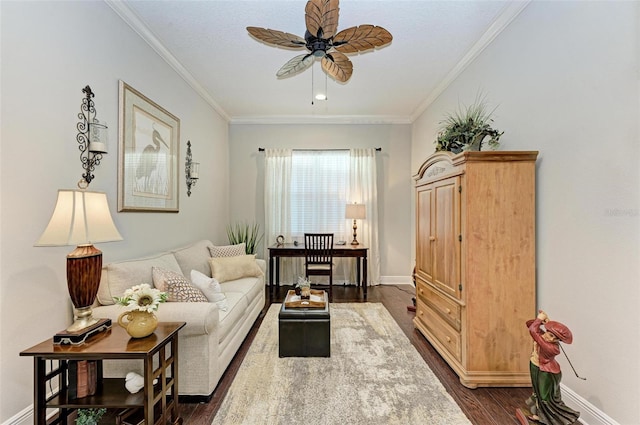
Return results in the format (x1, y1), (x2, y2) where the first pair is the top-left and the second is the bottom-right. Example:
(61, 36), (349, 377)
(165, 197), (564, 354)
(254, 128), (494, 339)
(290, 150), (349, 238)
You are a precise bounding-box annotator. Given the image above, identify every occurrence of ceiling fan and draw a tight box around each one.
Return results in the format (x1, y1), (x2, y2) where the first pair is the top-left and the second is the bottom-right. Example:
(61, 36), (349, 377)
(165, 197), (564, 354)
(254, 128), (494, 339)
(247, 0), (393, 83)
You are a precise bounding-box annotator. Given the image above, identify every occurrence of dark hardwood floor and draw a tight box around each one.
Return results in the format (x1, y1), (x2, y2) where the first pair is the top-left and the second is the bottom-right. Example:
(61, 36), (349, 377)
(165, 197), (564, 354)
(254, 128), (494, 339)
(177, 284), (531, 425)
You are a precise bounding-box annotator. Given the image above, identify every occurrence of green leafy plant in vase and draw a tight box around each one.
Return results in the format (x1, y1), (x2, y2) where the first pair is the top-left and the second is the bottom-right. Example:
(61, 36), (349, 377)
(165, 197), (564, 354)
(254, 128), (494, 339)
(435, 95), (503, 154)
(75, 408), (106, 425)
(226, 222), (264, 254)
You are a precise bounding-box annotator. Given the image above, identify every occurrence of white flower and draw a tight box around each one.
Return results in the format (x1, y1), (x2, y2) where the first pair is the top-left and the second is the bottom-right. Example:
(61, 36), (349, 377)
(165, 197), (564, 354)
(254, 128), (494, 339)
(114, 283), (167, 312)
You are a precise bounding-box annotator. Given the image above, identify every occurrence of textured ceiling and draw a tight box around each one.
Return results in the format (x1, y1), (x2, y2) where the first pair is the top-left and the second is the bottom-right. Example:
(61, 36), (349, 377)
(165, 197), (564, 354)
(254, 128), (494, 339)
(109, 1), (528, 123)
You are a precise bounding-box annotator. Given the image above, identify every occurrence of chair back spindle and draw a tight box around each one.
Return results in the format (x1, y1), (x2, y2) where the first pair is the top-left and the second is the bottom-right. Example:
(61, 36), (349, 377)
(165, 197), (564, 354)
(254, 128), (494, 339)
(304, 233), (334, 301)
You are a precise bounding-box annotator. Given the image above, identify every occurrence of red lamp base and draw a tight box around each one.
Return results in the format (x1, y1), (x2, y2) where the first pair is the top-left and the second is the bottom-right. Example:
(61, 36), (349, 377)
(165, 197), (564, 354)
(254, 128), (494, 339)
(66, 244), (103, 333)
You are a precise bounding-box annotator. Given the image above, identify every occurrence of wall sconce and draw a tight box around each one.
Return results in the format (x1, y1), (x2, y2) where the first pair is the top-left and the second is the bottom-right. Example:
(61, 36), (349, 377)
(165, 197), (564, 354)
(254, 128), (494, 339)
(77, 85), (108, 188)
(345, 202), (366, 245)
(185, 140), (199, 197)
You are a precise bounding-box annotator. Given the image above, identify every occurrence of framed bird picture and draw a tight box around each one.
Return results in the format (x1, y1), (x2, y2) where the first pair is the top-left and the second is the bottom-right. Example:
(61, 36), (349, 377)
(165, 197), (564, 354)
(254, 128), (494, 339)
(118, 80), (180, 212)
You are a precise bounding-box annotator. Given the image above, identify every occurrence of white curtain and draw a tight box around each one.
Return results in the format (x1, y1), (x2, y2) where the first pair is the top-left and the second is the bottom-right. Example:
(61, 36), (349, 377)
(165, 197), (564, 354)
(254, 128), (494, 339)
(346, 148), (380, 286)
(264, 148), (380, 287)
(263, 149), (302, 283)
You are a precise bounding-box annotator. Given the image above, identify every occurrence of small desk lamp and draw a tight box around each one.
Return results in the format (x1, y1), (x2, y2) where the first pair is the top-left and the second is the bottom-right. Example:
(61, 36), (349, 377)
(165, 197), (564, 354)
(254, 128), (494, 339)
(345, 203), (366, 245)
(36, 190), (122, 340)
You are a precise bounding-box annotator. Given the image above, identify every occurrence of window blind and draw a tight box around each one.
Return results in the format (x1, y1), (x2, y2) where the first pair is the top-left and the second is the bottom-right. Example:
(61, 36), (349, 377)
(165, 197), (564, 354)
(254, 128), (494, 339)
(290, 150), (349, 237)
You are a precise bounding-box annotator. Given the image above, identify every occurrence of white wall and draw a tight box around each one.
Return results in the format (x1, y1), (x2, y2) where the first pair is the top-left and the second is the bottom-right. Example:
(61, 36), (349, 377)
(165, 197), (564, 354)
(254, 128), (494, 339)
(228, 123), (413, 282)
(0, 1), (229, 422)
(412, 1), (639, 424)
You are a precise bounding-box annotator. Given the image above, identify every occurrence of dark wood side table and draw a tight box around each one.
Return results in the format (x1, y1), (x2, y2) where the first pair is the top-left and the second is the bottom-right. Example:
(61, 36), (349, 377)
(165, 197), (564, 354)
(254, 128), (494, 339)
(20, 322), (185, 425)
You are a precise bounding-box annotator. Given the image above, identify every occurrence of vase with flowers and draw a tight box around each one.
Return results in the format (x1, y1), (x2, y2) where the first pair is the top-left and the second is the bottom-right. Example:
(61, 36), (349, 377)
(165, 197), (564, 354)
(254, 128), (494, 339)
(114, 284), (167, 338)
(296, 277), (311, 299)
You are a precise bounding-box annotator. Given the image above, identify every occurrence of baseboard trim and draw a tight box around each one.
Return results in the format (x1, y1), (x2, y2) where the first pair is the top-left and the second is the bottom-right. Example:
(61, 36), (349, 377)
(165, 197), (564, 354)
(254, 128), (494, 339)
(2, 391), (217, 425)
(380, 275), (413, 285)
(561, 384), (620, 425)
(2, 405), (36, 425)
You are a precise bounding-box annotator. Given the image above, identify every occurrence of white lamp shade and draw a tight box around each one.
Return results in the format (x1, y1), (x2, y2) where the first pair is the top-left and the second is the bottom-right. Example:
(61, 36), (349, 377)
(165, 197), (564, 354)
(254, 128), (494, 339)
(35, 190), (123, 246)
(345, 203), (366, 220)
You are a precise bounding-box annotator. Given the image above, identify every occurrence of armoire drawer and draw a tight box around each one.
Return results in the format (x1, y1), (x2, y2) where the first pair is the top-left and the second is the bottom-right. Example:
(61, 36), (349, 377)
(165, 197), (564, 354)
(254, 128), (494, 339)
(416, 280), (461, 331)
(416, 298), (462, 362)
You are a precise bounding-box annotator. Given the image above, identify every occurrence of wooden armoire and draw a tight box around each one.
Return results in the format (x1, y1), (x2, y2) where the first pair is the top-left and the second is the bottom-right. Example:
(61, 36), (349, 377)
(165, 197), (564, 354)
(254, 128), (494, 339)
(413, 151), (538, 388)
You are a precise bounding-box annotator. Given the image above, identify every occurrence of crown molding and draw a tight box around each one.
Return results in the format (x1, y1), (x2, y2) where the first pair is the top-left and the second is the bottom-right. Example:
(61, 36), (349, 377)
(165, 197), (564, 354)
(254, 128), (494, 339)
(410, 0), (531, 122)
(105, 0), (231, 122)
(229, 115), (413, 125)
(107, 0), (529, 126)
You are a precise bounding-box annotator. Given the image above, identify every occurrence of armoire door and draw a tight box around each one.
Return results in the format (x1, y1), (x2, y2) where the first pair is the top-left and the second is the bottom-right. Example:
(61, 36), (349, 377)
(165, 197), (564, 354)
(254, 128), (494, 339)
(415, 184), (433, 283)
(432, 176), (461, 299)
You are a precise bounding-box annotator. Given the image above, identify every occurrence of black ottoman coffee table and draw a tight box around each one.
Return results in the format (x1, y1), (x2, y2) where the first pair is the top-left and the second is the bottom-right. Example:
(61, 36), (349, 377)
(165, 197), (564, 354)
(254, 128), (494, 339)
(278, 291), (330, 357)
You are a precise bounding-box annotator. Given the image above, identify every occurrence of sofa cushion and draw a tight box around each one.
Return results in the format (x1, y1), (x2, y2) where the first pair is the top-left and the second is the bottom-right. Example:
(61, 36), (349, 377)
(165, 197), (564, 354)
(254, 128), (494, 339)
(220, 276), (264, 305)
(209, 255), (263, 283)
(172, 239), (214, 277)
(152, 267), (207, 303)
(97, 253), (182, 305)
(190, 270), (228, 311)
(209, 243), (246, 258)
(217, 291), (248, 344)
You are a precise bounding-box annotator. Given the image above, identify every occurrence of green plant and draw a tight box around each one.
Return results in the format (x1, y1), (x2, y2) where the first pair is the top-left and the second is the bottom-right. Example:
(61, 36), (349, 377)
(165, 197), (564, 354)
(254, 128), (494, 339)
(226, 222), (263, 254)
(75, 408), (106, 425)
(435, 95), (503, 153)
(296, 276), (311, 289)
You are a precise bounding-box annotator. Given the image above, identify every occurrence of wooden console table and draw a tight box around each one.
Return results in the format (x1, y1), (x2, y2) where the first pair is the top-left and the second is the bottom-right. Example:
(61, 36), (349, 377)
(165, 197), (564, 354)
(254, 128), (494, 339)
(20, 322), (185, 425)
(268, 243), (368, 298)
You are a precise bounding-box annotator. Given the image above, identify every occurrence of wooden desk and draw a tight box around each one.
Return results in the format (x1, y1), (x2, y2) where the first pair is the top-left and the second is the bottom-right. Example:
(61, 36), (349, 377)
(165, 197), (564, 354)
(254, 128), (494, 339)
(268, 243), (368, 298)
(20, 322), (185, 425)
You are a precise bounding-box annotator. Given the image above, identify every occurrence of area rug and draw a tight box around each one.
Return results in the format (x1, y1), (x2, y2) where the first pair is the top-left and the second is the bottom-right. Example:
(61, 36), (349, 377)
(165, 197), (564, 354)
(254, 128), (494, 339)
(211, 303), (471, 425)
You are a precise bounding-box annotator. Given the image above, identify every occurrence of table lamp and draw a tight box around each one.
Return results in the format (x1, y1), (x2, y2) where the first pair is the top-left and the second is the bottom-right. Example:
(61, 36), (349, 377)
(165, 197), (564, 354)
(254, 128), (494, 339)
(36, 189), (122, 341)
(345, 203), (366, 245)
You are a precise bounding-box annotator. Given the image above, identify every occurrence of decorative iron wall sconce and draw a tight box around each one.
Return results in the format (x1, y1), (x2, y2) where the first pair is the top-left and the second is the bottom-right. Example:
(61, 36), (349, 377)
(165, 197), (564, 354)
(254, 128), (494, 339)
(185, 140), (199, 197)
(77, 85), (108, 188)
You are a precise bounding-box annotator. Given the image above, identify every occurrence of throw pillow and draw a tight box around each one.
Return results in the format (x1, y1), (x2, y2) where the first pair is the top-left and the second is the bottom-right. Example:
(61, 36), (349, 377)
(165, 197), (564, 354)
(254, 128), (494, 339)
(152, 267), (207, 303)
(190, 270), (228, 311)
(208, 255), (263, 283)
(208, 242), (246, 258)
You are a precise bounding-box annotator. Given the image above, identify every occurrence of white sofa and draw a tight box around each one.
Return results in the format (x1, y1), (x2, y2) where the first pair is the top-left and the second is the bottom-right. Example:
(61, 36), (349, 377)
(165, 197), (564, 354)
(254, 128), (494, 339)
(92, 239), (266, 400)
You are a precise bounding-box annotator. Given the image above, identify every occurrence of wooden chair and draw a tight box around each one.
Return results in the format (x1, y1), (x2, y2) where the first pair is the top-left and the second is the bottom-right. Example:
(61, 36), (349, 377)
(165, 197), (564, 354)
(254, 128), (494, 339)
(304, 233), (334, 301)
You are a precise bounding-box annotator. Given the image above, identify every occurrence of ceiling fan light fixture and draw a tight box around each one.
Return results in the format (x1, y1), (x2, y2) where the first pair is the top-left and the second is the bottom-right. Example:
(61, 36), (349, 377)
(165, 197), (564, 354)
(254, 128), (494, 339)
(247, 0), (392, 88)
(311, 62), (328, 105)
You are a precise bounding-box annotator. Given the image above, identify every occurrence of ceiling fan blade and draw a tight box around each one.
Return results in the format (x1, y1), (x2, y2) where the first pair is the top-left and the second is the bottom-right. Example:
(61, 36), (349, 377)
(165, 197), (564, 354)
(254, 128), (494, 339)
(333, 25), (393, 54)
(247, 27), (306, 49)
(305, 0), (339, 39)
(276, 54), (315, 79)
(321, 51), (353, 83)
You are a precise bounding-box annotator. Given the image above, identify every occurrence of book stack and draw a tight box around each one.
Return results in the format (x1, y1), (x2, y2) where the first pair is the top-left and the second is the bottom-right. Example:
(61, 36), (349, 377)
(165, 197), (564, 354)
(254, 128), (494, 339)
(68, 360), (98, 399)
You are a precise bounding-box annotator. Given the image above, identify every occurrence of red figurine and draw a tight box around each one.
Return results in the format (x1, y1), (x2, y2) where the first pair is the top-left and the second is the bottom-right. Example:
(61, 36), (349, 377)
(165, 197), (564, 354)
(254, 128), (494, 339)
(516, 310), (580, 425)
